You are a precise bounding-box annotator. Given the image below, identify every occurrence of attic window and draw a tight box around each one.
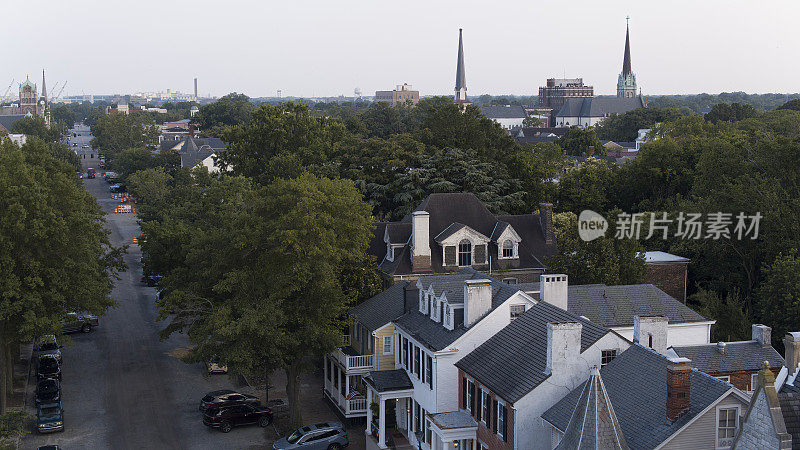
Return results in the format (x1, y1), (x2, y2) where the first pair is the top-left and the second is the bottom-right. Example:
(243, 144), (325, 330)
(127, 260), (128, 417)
(458, 240), (472, 266)
(502, 240), (514, 258)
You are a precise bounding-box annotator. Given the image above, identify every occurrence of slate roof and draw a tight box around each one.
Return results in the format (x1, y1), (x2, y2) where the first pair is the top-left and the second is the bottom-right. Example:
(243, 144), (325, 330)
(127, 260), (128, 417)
(394, 268), (522, 352)
(0, 114), (26, 133)
(349, 281), (409, 332)
(386, 223), (411, 244)
(363, 369), (413, 393)
(778, 377), (800, 448)
(489, 221), (510, 241)
(555, 97), (645, 118)
(455, 300), (611, 404)
(434, 223), (469, 243)
(478, 105), (527, 120)
(428, 410), (478, 430)
(542, 344), (735, 450)
(556, 369), (629, 449)
(566, 284), (708, 328)
(670, 341), (784, 374)
(178, 136), (228, 169)
(374, 193), (556, 276)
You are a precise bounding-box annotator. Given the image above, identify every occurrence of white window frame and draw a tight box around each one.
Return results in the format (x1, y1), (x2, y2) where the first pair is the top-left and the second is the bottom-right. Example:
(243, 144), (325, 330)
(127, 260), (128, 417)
(466, 378), (474, 414)
(601, 349), (618, 367)
(383, 335), (393, 355)
(502, 277), (518, 285)
(480, 390), (490, 425)
(715, 375), (731, 383)
(496, 399), (506, 441)
(501, 239), (515, 258)
(510, 304), (526, 321)
(750, 373), (758, 392)
(431, 295), (439, 321)
(715, 405), (740, 449)
(458, 239), (472, 267)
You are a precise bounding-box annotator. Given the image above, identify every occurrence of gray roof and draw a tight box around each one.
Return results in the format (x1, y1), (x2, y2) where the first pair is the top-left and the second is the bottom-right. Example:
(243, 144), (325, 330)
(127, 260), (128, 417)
(670, 341), (784, 374)
(0, 114), (26, 133)
(386, 223), (411, 244)
(428, 410), (478, 430)
(516, 282), (540, 293)
(363, 369), (413, 393)
(178, 136), (228, 169)
(556, 369), (629, 449)
(779, 378), (800, 447)
(542, 344), (735, 450)
(567, 284), (708, 328)
(349, 281), (409, 332)
(555, 97), (645, 118)
(394, 268), (520, 352)
(455, 300), (611, 404)
(478, 105), (527, 120)
(434, 222), (468, 243)
(489, 221), (510, 241)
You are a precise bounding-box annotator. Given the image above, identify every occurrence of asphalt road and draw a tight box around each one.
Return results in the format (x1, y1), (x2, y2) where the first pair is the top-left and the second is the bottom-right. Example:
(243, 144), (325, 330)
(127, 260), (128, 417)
(22, 171), (271, 449)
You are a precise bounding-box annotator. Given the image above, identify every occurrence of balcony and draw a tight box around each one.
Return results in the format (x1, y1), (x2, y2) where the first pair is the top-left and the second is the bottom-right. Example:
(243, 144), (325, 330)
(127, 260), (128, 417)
(335, 346), (374, 373)
(323, 376), (368, 418)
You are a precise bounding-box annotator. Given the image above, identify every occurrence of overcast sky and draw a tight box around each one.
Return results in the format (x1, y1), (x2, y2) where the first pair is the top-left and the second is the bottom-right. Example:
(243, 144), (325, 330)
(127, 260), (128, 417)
(5, 0), (798, 98)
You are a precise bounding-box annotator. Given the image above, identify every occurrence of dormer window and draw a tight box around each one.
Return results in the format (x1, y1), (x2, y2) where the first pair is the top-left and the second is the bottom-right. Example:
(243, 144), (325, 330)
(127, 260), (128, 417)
(420, 291), (429, 315)
(502, 240), (514, 258)
(458, 240), (472, 266)
(431, 296), (439, 321)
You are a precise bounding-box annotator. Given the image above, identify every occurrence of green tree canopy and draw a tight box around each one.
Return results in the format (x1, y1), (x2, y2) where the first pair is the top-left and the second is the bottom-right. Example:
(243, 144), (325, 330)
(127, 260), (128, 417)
(90, 112), (159, 162)
(557, 126), (603, 157)
(595, 107), (688, 141)
(704, 102), (758, 124)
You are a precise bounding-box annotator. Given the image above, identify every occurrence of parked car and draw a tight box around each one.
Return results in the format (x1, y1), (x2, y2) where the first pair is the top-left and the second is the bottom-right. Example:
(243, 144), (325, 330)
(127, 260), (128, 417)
(199, 390), (260, 412)
(38, 446), (61, 450)
(103, 172), (119, 182)
(34, 335), (62, 362)
(37, 355), (61, 381)
(61, 312), (99, 334)
(273, 422), (349, 450)
(207, 356), (228, 374)
(35, 378), (61, 405)
(86, 168), (96, 179)
(36, 402), (64, 433)
(202, 404), (272, 433)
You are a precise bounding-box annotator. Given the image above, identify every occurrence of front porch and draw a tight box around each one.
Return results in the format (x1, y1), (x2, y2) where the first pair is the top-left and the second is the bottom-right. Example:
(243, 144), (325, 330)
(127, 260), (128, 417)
(364, 369), (416, 449)
(323, 351), (371, 418)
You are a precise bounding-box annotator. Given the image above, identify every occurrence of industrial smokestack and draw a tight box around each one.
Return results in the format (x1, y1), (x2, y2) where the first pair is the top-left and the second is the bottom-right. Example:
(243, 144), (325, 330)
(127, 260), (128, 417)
(194, 78), (198, 99)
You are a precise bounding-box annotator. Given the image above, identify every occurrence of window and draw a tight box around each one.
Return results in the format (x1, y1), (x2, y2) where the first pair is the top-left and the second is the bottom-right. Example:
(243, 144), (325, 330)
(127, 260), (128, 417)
(458, 239), (472, 266)
(750, 373), (759, 392)
(425, 417), (432, 444)
(414, 346), (420, 378)
(480, 390), (490, 425)
(502, 277), (518, 285)
(496, 400), (507, 441)
(414, 401), (420, 433)
(601, 349), (618, 367)
(402, 337), (408, 368)
(466, 378), (474, 414)
(383, 335), (393, 355)
(715, 375), (731, 383)
(425, 355), (433, 389)
(510, 305), (526, 321)
(717, 407), (739, 449)
(502, 240), (514, 258)
(367, 331), (373, 352)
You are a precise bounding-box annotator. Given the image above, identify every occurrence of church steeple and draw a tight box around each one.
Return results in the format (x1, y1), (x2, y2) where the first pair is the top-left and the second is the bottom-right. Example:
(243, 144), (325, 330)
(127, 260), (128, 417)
(617, 17), (637, 98)
(454, 28), (468, 104)
(41, 69), (48, 104)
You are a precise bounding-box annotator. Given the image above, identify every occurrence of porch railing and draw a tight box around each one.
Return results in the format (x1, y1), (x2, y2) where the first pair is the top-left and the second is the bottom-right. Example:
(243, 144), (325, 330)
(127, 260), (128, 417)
(335, 348), (374, 372)
(348, 397), (367, 413)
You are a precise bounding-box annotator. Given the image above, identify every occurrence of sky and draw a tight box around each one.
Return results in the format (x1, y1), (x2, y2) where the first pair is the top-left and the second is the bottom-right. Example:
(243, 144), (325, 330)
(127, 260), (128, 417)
(5, 0), (799, 98)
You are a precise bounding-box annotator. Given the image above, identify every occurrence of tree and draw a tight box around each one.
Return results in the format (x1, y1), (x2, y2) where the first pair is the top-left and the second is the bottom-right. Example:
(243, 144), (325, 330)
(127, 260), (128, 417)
(757, 252), (800, 347)
(113, 147), (180, 180)
(0, 139), (124, 412)
(595, 107), (688, 141)
(522, 116), (543, 128)
(50, 103), (77, 129)
(506, 142), (565, 208)
(704, 102), (758, 124)
(90, 112), (159, 162)
(10, 116), (63, 142)
(545, 211), (647, 285)
(195, 93), (255, 135)
(555, 158), (615, 213)
(778, 99), (800, 112)
(557, 126), (603, 156)
(692, 288), (750, 342)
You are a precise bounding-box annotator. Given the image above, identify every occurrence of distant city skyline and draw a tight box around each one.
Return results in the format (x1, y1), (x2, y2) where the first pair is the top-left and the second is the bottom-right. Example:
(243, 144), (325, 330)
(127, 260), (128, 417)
(5, 0), (799, 99)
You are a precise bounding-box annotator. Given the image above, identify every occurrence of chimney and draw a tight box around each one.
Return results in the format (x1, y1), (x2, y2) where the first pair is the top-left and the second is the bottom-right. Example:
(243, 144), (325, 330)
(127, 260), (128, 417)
(539, 203), (555, 246)
(540, 274), (568, 310)
(752, 324), (772, 348)
(464, 279), (492, 327)
(546, 322), (582, 375)
(716, 342), (726, 355)
(634, 315), (668, 354)
(403, 283), (419, 313)
(189, 124), (196, 137)
(666, 357), (692, 421)
(411, 211), (431, 272)
(194, 77), (198, 98)
(784, 332), (800, 373)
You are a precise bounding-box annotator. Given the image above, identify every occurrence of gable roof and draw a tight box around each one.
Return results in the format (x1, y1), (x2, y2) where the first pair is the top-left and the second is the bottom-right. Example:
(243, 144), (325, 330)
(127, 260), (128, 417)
(542, 344), (735, 450)
(349, 281), (409, 332)
(394, 268), (522, 352)
(566, 284), (708, 328)
(178, 136), (228, 169)
(478, 105), (527, 120)
(555, 97), (645, 118)
(386, 223), (411, 244)
(0, 114), (26, 133)
(670, 341), (784, 374)
(455, 300), (612, 404)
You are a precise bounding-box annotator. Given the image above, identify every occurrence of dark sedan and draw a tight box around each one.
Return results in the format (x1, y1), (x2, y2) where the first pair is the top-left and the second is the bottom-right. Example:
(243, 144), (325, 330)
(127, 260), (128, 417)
(35, 378), (61, 405)
(202, 404), (272, 433)
(37, 355), (61, 381)
(199, 390), (260, 412)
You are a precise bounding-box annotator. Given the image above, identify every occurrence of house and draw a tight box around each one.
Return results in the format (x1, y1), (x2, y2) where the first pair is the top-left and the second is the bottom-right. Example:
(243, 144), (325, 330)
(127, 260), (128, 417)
(323, 281), (414, 419)
(554, 97), (646, 128)
(668, 324), (784, 393)
(453, 280), (631, 449)
(171, 136), (228, 172)
(516, 282), (714, 346)
(477, 105), (528, 130)
(364, 268), (539, 449)
(643, 251), (690, 303)
(370, 193), (558, 285)
(542, 343), (751, 449)
(0, 114), (28, 134)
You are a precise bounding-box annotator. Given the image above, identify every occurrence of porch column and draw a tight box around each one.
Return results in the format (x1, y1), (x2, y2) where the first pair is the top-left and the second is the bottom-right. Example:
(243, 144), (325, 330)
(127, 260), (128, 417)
(365, 385), (373, 436)
(378, 396), (387, 448)
(344, 375), (350, 412)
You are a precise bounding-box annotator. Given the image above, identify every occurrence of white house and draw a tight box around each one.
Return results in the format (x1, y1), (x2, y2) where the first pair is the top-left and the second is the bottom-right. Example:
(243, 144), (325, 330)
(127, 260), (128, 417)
(554, 97), (645, 128)
(477, 105), (528, 130)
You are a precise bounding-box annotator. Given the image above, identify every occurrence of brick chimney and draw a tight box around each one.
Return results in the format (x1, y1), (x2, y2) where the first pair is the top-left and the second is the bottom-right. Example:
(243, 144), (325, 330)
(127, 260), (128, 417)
(784, 332), (800, 373)
(540, 274), (568, 311)
(634, 315), (668, 354)
(539, 203), (555, 246)
(464, 279), (492, 327)
(666, 357), (691, 421)
(546, 322), (582, 375)
(752, 324), (772, 348)
(411, 211), (431, 272)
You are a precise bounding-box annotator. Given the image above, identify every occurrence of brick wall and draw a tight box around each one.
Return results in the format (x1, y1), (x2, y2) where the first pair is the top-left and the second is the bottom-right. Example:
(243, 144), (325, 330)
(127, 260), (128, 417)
(646, 263), (687, 302)
(459, 369), (514, 450)
(708, 368), (781, 392)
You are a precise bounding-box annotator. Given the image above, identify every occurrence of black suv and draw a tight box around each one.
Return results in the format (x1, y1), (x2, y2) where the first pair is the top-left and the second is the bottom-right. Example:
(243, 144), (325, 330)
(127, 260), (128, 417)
(202, 404), (272, 433)
(37, 355), (61, 381)
(199, 390), (260, 412)
(35, 378), (61, 405)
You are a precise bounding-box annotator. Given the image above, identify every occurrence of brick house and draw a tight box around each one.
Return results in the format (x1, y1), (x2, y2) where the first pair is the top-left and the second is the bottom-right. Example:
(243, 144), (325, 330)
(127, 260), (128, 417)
(369, 193), (557, 285)
(644, 251), (690, 303)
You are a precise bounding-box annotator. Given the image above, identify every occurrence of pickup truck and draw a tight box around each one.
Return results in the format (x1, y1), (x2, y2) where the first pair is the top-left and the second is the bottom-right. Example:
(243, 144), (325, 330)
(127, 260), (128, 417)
(61, 312), (99, 334)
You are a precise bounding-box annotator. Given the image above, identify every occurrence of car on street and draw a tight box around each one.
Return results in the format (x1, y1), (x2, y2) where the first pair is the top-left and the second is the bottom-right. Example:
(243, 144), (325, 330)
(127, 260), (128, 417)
(87, 168), (96, 179)
(61, 312), (99, 333)
(37, 355), (62, 382)
(109, 183), (126, 193)
(34, 335), (62, 362)
(36, 402), (64, 433)
(103, 172), (119, 182)
(199, 390), (260, 412)
(35, 378), (61, 405)
(202, 404), (272, 433)
(273, 422), (349, 449)
(38, 446), (61, 450)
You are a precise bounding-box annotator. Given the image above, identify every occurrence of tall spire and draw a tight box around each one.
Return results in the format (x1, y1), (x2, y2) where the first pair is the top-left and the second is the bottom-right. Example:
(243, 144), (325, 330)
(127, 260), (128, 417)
(622, 17), (632, 77)
(454, 28), (468, 103)
(41, 69), (47, 103)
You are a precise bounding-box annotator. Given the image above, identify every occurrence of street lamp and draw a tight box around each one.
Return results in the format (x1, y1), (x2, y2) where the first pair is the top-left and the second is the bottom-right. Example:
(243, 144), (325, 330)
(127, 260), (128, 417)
(415, 430), (424, 450)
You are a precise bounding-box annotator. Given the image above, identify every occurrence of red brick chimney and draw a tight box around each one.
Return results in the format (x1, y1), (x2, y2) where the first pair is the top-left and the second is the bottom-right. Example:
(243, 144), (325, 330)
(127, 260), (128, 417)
(189, 124), (196, 137)
(666, 357), (691, 421)
(539, 203), (555, 246)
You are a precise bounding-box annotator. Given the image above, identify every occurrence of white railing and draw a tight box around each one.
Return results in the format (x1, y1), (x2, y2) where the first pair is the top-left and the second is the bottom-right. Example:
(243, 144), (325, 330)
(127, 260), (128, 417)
(348, 397), (367, 413)
(335, 348), (374, 372)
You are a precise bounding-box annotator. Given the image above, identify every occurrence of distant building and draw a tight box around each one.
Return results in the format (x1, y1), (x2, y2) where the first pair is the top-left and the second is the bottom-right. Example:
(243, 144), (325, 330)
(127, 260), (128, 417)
(3, 134), (27, 146)
(106, 103), (130, 115)
(478, 105), (528, 130)
(537, 78), (594, 112)
(375, 84), (419, 106)
(454, 29), (469, 106)
(555, 96), (646, 128)
(617, 18), (638, 98)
